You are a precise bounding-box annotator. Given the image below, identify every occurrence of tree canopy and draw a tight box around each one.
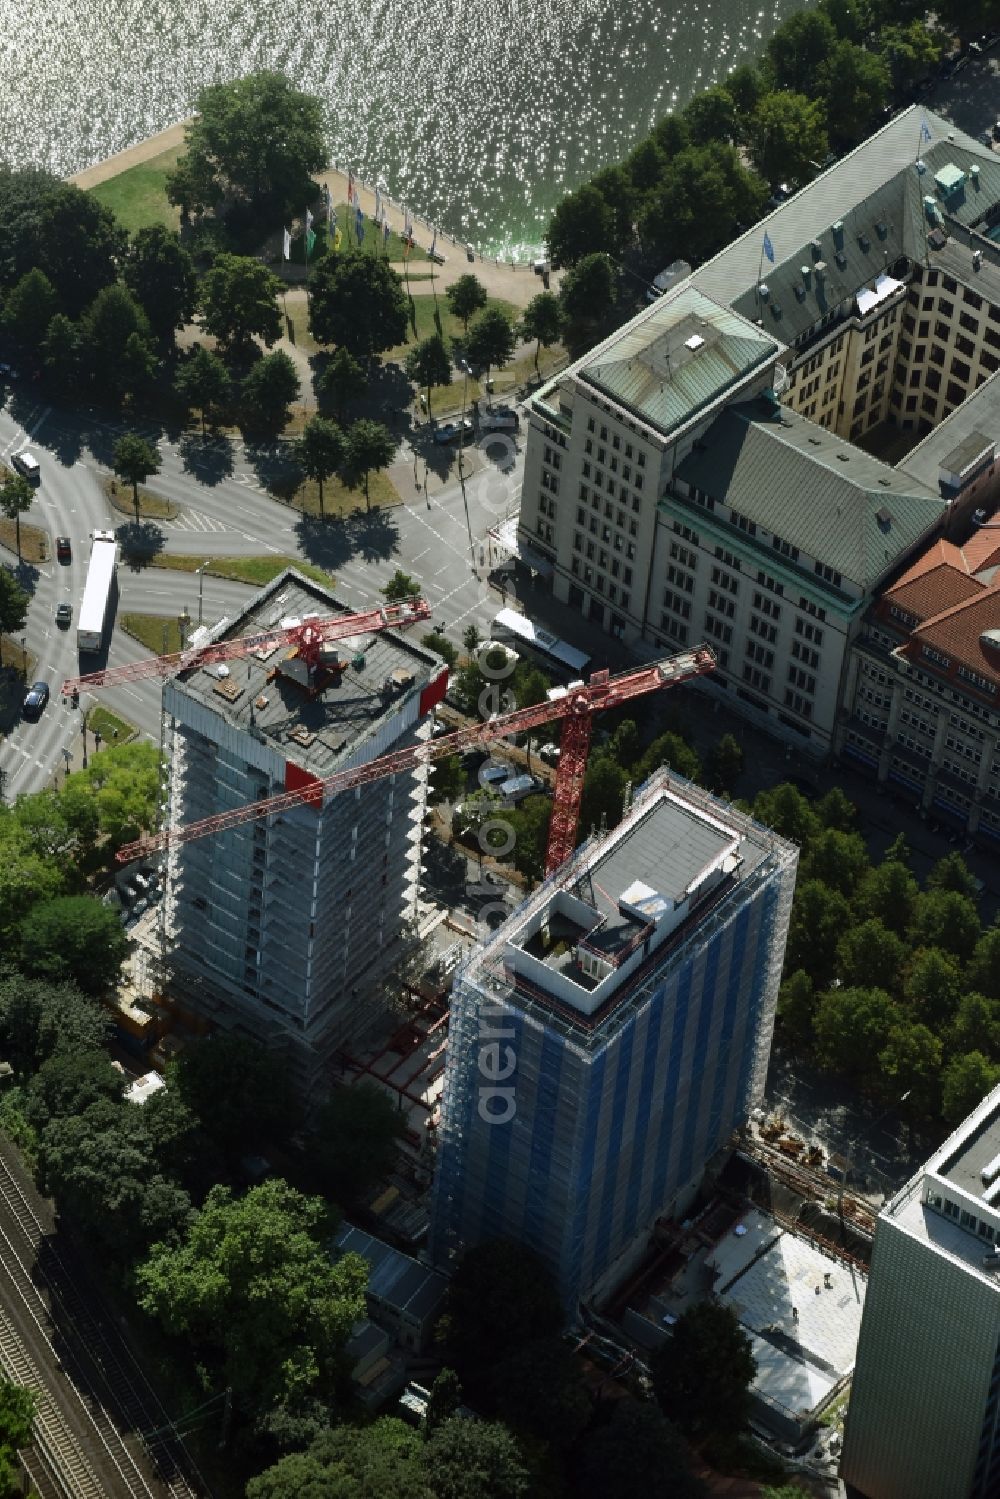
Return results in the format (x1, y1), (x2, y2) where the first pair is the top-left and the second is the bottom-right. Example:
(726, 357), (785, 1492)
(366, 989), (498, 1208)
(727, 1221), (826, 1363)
(123, 225), (197, 343)
(650, 1301), (756, 1441)
(308, 254), (409, 360)
(440, 1239), (564, 1384)
(295, 416), (345, 515)
(19, 895), (127, 995)
(199, 253), (283, 354)
(173, 1032), (298, 1154)
(313, 1084), (405, 1206)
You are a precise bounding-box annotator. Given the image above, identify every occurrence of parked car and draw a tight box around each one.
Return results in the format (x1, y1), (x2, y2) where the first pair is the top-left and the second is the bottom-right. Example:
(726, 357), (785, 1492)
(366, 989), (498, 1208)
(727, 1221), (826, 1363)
(22, 681), (50, 719)
(55, 599), (72, 627)
(11, 450), (40, 482)
(539, 742), (561, 765)
(479, 761), (513, 787)
(432, 418), (474, 445)
(479, 404), (520, 432)
(498, 773), (543, 803)
(56, 536), (71, 562)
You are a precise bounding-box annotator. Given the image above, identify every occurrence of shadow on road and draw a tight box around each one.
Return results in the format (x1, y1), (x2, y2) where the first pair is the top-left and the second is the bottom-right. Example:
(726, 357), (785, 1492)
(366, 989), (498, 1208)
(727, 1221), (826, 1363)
(0, 665), (26, 735)
(115, 520), (165, 568)
(177, 434), (235, 485)
(294, 506), (400, 570)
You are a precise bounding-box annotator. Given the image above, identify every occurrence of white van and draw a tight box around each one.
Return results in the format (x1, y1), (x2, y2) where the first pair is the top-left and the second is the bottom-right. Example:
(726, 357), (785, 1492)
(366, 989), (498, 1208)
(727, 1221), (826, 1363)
(11, 451), (40, 482)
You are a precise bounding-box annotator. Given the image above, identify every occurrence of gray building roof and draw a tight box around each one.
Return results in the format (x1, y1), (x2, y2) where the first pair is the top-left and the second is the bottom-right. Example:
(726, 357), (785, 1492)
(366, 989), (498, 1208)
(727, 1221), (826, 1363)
(692, 108), (996, 309)
(675, 399), (945, 587)
(580, 286), (779, 437)
(173, 569), (441, 780)
(900, 369), (1000, 496)
(333, 1222), (449, 1327)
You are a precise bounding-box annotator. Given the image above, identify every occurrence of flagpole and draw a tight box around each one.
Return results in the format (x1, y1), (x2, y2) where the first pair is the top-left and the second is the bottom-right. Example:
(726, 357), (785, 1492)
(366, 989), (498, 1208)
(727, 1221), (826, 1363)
(755, 241), (765, 310)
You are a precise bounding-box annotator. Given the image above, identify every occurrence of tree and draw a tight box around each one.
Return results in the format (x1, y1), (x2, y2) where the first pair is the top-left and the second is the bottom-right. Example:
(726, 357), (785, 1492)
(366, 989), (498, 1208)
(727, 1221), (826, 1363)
(505, 796), (552, 882)
(405, 333), (452, 418)
(2, 267), (58, 349)
(836, 918), (906, 993)
(199, 253), (283, 354)
(766, 8), (838, 93)
(241, 350), (300, 432)
(777, 969), (815, 1047)
(684, 85), (739, 146)
(382, 569), (421, 602)
(640, 143), (767, 266)
(40, 312), (82, 397)
(422, 630), (459, 668)
(0, 473), (33, 561)
(948, 992), (1000, 1062)
(441, 1240), (563, 1382)
(168, 72), (327, 217)
(546, 183), (614, 267)
(574, 1399), (704, 1499)
(592, 164), (640, 254)
(0, 975), (109, 1076)
(124, 225), (197, 343)
(722, 64), (764, 126)
(942, 1052), (1000, 1125)
(927, 851), (980, 900)
(424, 1417), (529, 1499)
(903, 947), (963, 1030)
(752, 783), (820, 846)
(25, 1049), (124, 1132)
(519, 292), (563, 374)
(907, 890), (981, 962)
(816, 40), (891, 145)
(853, 859), (918, 935)
(813, 985), (899, 1083)
(62, 741), (162, 850)
(426, 1369), (463, 1434)
(707, 733), (744, 794)
(751, 93), (829, 187)
(344, 419), (396, 510)
(559, 253), (617, 332)
(487, 1337), (590, 1452)
(0, 567), (29, 637)
(800, 828), (869, 896)
(579, 756), (627, 837)
(650, 1301), (756, 1441)
(248, 1420), (432, 1499)
(136, 1180), (367, 1410)
(308, 254), (408, 361)
(0, 172), (125, 317)
(445, 274), (488, 332)
(78, 283), (156, 399)
(636, 729), (702, 784)
(968, 928), (1000, 1001)
(319, 346), (366, 421)
(174, 344), (231, 432)
(462, 624), (481, 654)
(19, 895), (127, 995)
(112, 433), (160, 520)
(878, 21), (941, 97)
(464, 307), (517, 387)
(879, 1023), (942, 1116)
(817, 786), (857, 830)
(174, 1033), (298, 1153)
(294, 416), (344, 517)
(314, 1083), (405, 1205)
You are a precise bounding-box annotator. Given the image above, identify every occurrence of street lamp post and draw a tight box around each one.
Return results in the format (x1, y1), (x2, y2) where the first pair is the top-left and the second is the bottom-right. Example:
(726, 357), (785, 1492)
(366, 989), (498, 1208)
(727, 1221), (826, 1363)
(20, 637), (26, 679)
(457, 359), (471, 491)
(197, 562), (207, 630)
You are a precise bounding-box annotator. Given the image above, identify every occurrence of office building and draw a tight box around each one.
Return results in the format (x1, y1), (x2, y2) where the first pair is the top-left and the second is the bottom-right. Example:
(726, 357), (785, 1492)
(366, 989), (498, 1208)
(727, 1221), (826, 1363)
(518, 108), (1000, 757)
(160, 569), (446, 1091)
(430, 768), (797, 1310)
(842, 1083), (1000, 1499)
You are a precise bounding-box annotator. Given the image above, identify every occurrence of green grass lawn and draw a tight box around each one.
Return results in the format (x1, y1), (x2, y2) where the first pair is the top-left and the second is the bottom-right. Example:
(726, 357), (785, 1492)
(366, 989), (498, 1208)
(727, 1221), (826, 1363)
(0, 635), (34, 676)
(147, 554), (336, 588)
(85, 704), (136, 743)
(278, 469), (401, 518)
(88, 146), (183, 234)
(104, 476), (179, 522)
(120, 612), (186, 654)
(389, 292), (521, 360)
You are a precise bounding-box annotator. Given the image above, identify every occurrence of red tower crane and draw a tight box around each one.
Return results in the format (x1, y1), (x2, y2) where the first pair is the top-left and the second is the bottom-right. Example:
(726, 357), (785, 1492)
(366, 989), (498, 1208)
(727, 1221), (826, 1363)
(116, 645), (716, 875)
(60, 598), (433, 697)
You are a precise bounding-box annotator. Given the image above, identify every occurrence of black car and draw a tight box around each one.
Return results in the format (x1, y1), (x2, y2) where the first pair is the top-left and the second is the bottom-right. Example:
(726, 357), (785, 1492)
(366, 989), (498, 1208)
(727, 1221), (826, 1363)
(56, 536), (71, 562)
(22, 681), (50, 720)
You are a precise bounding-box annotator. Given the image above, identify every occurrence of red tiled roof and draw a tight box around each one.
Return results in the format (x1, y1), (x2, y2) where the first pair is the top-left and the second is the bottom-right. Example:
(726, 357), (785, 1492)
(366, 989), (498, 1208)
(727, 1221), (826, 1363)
(903, 584), (1000, 688)
(887, 562), (982, 621)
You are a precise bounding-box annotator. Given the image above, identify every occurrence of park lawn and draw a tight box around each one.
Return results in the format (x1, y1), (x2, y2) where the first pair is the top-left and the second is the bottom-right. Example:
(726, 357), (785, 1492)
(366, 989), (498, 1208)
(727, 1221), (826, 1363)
(85, 704), (136, 743)
(388, 292), (521, 361)
(0, 517), (48, 564)
(121, 612), (186, 654)
(104, 476), (179, 522)
(147, 554), (335, 588)
(329, 206), (428, 263)
(283, 300), (319, 355)
(88, 146), (183, 234)
(282, 468), (401, 518)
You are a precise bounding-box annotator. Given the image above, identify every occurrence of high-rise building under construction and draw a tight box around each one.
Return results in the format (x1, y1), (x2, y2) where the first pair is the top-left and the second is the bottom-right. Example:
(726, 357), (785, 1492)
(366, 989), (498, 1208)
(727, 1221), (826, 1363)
(159, 569), (447, 1090)
(430, 767), (798, 1309)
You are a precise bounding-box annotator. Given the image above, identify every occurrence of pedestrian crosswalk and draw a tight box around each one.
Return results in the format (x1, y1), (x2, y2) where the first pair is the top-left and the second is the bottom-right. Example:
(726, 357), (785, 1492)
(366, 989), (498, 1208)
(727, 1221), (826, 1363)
(163, 510), (230, 533)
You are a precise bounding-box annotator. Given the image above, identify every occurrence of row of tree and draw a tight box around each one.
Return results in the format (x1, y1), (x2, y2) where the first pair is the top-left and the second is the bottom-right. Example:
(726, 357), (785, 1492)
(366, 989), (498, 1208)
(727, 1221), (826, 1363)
(546, 0), (962, 273)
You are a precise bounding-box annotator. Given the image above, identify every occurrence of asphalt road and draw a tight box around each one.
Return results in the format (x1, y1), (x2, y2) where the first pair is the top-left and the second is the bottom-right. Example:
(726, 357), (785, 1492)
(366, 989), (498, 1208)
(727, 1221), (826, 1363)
(0, 392), (523, 801)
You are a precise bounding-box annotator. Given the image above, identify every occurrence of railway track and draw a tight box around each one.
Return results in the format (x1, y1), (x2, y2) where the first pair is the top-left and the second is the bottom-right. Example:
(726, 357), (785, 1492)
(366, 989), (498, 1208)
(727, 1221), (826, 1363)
(0, 1142), (209, 1498)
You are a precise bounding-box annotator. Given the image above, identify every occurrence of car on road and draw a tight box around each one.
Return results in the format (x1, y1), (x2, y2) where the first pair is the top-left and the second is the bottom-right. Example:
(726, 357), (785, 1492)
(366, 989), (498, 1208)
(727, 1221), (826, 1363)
(22, 681), (50, 719)
(55, 536), (71, 562)
(11, 450), (39, 482)
(498, 773), (543, 802)
(432, 418), (474, 445)
(479, 404), (520, 432)
(55, 599), (72, 627)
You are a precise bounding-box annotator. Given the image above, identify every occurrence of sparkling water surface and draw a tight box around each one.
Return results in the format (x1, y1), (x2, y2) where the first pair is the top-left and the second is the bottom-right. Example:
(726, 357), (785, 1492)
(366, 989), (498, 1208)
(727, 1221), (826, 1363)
(1, 0), (813, 256)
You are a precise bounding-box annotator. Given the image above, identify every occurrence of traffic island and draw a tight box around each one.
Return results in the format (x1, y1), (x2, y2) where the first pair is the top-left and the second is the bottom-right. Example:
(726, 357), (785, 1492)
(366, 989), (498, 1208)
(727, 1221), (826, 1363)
(103, 475), (179, 523)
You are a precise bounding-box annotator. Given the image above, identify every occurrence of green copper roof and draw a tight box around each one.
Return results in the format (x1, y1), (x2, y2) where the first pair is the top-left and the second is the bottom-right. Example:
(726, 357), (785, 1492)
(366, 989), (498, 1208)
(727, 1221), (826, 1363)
(579, 286), (780, 438)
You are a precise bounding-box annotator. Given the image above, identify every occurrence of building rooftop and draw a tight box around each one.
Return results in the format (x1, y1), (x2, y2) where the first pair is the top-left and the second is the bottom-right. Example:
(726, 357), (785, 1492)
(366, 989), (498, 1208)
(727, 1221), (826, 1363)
(580, 286), (780, 439)
(170, 570), (441, 780)
(900, 370), (1000, 498)
(332, 1222), (449, 1326)
(675, 398), (944, 588)
(693, 108), (996, 313)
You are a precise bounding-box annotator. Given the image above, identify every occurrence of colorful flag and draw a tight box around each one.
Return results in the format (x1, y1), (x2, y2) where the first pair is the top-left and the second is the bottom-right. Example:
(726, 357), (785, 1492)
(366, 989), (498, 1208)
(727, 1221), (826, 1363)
(403, 234), (412, 261)
(763, 230), (775, 264)
(282, 227), (291, 261)
(919, 117), (932, 146)
(375, 186), (383, 225)
(305, 205), (314, 232)
(347, 169), (355, 207)
(306, 227), (316, 259)
(403, 205), (413, 240)
(329, 200), (337, 232)
(383, 219), (391, 248)
(355, 205), (365, 245)
(334, 226), (343, 252)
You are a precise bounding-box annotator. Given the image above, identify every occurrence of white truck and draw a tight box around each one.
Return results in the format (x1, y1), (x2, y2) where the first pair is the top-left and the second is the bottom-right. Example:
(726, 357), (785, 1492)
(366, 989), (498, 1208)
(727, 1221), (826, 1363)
(77, 530), (118, 654)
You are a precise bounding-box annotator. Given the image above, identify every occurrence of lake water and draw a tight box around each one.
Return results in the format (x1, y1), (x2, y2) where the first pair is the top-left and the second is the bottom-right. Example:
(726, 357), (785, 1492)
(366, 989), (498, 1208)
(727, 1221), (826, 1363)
(2, 0), (812, 256)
